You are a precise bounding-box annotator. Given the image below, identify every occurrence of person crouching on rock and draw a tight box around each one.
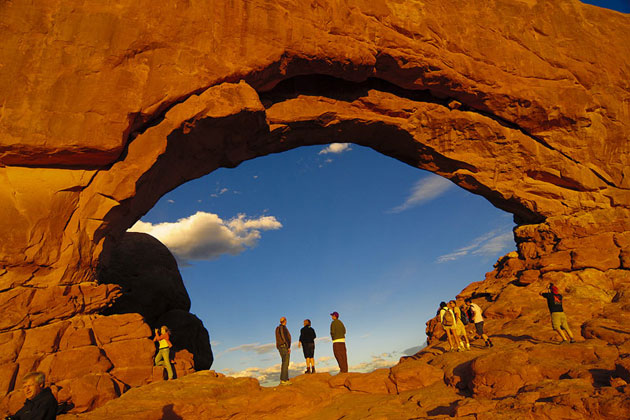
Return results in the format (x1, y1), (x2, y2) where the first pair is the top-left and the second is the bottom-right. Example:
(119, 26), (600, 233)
(298, 319), (316, 374)
(464, 298), (493, 347)
(153, 325), (174, 380)
(540, 283), (575, 344)
(439, 302), (461, 352)
(6, 371), (58, 420)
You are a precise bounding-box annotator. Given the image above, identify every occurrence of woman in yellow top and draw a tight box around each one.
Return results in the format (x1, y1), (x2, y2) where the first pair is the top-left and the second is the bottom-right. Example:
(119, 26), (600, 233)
(153, 325), (174, 380)
(449, 300), (470, 351)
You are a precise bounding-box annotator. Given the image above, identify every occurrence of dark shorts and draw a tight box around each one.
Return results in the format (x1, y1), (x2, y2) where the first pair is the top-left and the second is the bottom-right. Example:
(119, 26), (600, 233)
(302, 342), (315, 358)
(475, 321), (485, 335)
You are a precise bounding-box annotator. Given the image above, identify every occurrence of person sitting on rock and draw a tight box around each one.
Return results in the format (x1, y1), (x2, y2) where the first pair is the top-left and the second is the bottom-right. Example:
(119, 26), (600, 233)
(439, 301), (461, 352)
(450, 300), (470, 351)
(540, 283), (575, 344)
(153, 325), (174, 380)
(7, 371), (58, 420)
(464, 298), (493, 347)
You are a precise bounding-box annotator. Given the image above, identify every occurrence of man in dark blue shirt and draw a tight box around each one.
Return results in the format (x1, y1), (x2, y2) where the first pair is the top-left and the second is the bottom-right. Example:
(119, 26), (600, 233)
(541, 283), (575, 344)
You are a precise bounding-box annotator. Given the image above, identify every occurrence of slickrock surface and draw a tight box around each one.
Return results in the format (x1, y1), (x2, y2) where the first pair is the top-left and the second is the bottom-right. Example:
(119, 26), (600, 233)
(0, 0), (629, 417)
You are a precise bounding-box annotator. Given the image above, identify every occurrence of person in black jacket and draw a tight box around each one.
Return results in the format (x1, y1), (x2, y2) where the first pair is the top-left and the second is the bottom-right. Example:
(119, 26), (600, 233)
(7, 371), (57, 420)
(298, 319), (317, 374)
(275, 317), (292, 385)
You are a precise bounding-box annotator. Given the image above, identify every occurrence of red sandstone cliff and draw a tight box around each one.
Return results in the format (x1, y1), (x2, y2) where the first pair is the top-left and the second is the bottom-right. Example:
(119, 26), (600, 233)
(0, 0), (629, 418)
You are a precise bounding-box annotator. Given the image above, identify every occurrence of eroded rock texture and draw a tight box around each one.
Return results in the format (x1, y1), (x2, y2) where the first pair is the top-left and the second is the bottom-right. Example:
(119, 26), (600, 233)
(0, 0), (629, 417)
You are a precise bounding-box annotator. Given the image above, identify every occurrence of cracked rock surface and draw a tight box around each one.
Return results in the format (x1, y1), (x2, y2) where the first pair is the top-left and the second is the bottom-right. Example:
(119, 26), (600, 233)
(0, 0), (629, 417)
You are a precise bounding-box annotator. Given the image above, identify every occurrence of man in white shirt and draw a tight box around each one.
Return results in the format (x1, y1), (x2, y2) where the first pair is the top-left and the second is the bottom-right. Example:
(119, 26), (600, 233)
(464, 298), (493, 347)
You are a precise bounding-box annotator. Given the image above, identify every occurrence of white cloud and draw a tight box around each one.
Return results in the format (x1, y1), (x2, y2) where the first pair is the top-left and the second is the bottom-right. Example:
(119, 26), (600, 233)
(472, 232), (514, 256)
(211, 187), (229, 198)
(128, 211), (282, 263)
(224, 342), (277, 355)
(436, 228), (514, 263)
(350, 354), (398, 373)
(388, 175), (453, 213)
(319, 143), (352, 155)
(224, 362), (339, 386)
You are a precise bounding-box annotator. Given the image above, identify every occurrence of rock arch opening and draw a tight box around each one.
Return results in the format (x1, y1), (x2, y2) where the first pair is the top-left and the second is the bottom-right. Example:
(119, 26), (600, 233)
(100, 143), (517, 383)
(1, 1), (628, 414)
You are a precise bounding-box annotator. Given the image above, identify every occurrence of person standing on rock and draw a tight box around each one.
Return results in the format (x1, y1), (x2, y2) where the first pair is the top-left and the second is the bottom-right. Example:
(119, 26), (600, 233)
(439, 301), (461, 352)
(541, 283), (575, 344)
(298, 319), (317, 374)
(450, 300), (470, 350)
(275, 317), (292, 385)
(153, 326), (174, 380)
(330, 311), (348, 373)
(464, 298), (493, 347)
(7, 371), (58, 420)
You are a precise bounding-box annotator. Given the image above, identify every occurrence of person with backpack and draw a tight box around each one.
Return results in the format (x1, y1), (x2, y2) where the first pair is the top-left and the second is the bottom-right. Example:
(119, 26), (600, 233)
(540, 283), (575, 344)
(450, 300), (470, 350)
(464, 298), (493, 347)
(439, 301), (461, 352)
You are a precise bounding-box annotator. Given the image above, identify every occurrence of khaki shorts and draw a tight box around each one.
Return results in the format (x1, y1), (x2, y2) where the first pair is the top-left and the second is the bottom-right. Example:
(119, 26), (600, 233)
(551, 312), (570, 331)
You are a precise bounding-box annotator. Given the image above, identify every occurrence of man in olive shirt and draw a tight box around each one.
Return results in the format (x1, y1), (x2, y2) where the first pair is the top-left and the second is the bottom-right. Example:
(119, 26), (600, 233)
(275, 317), (292, 385)
(330, 311), (348, 373)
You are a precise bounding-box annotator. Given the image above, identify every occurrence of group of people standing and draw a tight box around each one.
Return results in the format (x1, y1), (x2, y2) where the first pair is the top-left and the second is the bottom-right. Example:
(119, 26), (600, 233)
(439, 298), (493, 352)
(439, 282), (575, 352)
(275, 311), (347, 385)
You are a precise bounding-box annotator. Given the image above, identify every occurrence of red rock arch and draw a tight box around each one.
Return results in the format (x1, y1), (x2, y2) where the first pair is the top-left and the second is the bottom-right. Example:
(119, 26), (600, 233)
(0, 0), (629, 415)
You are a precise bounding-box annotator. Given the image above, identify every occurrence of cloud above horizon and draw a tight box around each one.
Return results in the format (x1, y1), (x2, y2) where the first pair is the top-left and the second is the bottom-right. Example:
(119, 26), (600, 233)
(436, 228), (514, 263)
(388, 175), (454, 213)
(318, 143), (352, 155)
(128, 211), (282, 264)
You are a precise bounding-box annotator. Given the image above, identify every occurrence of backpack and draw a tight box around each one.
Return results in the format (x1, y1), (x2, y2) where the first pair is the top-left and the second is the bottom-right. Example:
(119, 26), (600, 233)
(459, 306), (470, 325)
(441, 309), (455, 327)
(467, 306), (475, 322)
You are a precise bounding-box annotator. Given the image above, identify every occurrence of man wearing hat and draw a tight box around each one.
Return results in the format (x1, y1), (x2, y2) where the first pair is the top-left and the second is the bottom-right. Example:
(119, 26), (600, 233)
(540, 283), (575, 344)
(330, 311), (348, 373)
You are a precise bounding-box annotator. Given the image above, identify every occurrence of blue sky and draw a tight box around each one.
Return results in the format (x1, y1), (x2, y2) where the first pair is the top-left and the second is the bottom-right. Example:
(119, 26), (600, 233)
(583, 0), (630, 13)
(131, 144), (515, 384)
(129, 0), (627, 385)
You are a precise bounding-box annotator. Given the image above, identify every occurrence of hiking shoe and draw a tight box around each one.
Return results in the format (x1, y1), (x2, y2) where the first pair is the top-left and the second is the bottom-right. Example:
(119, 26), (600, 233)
(570, 339), (576, 343)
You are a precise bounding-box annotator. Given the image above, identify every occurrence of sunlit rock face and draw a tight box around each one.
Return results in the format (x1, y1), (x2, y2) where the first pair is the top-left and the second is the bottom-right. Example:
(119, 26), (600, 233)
(0, 0), (629, 417)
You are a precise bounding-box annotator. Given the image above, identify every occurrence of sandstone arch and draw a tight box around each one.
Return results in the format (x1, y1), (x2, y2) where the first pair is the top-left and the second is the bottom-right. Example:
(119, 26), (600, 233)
(1, 0), (629, 416)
